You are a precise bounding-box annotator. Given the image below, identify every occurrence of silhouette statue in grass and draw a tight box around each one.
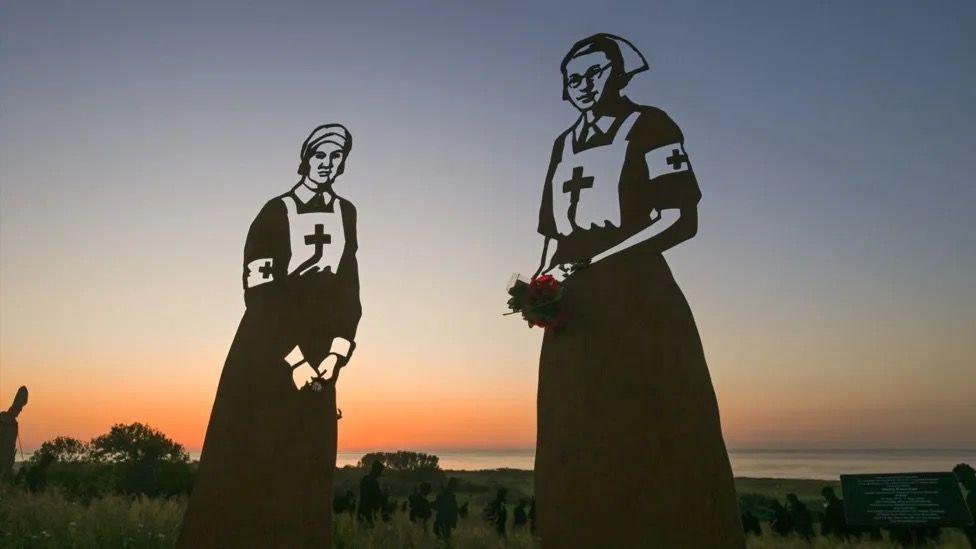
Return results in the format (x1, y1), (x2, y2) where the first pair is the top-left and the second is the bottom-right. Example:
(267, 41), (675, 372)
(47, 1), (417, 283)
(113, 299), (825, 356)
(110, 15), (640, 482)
(178, 124), (362, 548)
(528, 32), (743, 548)
(0, 386), (27, 479)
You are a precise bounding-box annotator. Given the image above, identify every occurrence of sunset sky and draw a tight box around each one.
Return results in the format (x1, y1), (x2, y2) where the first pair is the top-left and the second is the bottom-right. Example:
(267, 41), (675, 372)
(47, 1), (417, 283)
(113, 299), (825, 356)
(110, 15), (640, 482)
(1, 0), (974, 454)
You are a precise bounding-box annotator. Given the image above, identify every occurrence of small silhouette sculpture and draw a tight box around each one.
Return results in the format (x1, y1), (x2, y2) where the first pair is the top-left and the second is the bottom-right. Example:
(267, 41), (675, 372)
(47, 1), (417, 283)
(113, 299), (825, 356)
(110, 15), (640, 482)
(820, 486), (848, 539)
(380, 489), (395, 522)
(529, 33), (743, 547)
(178, 124), (362, 548)
(770, 500), (794, 537)
(786, 493), (815, 541)
(333, 490), (357, 516)
(357, 460), (386, 525)
(484, 488), (508, 539)
(23, 452), (55, 492)
(740, 505), (762, 537)
(433, 478), (460, 540)
(954, 463), (976, 548)
(408, 482), (434, 530)
(0, 386), (28, 478)
(513, 498), (528, 529)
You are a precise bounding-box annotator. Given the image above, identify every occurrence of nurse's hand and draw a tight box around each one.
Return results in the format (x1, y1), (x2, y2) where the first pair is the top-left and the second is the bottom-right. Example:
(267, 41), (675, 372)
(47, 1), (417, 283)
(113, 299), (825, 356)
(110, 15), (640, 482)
(317, 354), (340, 380)
(292, 362), (318, 390)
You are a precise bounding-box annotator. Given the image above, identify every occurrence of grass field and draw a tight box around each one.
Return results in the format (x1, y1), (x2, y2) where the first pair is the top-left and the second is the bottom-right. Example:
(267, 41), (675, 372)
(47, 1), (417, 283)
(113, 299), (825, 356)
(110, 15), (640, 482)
(0, 474), (971, 548)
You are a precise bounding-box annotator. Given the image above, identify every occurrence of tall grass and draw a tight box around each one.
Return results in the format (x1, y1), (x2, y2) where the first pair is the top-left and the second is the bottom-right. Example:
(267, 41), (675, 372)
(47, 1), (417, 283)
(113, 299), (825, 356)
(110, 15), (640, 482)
(0, 487), (971, 548)
(0, 487), (181, 548)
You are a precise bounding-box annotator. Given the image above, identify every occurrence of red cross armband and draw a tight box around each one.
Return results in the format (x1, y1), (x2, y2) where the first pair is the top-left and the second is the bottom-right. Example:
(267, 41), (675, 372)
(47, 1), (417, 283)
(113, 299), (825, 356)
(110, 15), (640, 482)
(645, 142), (691, 181)
(245, 258), (275, 289)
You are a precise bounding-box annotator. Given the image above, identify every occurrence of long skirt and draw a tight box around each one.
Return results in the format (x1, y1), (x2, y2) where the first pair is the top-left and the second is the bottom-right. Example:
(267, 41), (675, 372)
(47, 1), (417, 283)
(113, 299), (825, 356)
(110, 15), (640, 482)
(535, 246), (744, 548)
(177, 311), (337, 548)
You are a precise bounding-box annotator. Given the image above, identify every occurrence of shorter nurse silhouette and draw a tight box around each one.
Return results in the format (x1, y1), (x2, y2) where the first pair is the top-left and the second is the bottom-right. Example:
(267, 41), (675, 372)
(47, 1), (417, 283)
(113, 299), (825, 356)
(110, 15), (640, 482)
(178, 124), (362, 549)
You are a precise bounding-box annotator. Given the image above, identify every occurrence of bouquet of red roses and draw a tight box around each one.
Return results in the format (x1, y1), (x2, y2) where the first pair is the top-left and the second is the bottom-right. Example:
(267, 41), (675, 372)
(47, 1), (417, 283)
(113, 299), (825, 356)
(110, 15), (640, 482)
(506, 274), (566, 331)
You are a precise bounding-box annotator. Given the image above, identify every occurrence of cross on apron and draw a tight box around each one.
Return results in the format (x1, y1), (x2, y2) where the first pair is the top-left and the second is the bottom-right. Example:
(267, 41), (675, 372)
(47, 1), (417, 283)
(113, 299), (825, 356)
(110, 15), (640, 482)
(283, 194), (345, 275)
(551, 111), (640, 236)
(562, 167), (595, 230)
(304, 224), (332, 254)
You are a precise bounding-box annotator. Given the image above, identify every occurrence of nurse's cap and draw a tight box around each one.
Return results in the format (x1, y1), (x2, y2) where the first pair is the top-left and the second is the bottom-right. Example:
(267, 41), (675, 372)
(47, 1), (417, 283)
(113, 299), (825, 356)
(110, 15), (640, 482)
(561, 34), (649, 99)
(301, 123), (352, 159)
(299, 123), (352, 175)
(604, 34), (649, 78)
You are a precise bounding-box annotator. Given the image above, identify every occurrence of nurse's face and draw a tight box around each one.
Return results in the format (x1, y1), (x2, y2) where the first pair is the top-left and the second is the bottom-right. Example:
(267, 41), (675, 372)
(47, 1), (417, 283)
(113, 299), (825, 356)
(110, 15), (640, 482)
(306, 142), (345, 186)
(564, 51), (613, 112)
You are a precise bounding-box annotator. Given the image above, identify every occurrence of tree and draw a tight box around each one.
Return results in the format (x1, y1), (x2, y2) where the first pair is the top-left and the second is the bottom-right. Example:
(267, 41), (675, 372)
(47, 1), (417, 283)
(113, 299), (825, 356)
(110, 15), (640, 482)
(358, 451), (440, 472)
(89, 423), (188, 464)
(31, 436), (89, 463)
(88, 423), (192, 497)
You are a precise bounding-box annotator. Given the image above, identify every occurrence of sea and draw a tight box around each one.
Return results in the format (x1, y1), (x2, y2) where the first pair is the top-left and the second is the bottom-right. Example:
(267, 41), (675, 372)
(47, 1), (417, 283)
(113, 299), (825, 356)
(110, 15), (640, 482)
(330, 449), (976, 480)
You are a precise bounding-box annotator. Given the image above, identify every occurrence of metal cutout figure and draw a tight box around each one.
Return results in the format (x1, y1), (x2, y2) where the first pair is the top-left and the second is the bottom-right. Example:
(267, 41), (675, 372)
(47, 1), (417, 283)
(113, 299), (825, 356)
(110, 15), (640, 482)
(0, 386), (28, 478)
(531, 34), (745, 547)
(178, 124), (362, 548)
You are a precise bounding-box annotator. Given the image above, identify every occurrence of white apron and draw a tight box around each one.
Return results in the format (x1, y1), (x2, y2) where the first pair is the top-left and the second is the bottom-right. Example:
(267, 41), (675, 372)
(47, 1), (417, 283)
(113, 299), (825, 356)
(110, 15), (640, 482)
(282, 194), (346, 275)
(550, 111), (640, 236)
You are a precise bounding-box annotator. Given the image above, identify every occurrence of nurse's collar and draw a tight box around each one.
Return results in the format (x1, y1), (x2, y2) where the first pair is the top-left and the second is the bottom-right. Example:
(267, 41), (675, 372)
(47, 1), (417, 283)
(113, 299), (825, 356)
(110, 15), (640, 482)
(293, 181), (332, 204)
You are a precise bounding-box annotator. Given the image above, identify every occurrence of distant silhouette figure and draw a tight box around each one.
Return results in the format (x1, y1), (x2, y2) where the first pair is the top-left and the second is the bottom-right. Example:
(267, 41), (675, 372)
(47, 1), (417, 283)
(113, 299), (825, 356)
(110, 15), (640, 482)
(23, 452), (54, 493)
(954, 463), (976, 548)
(0, 386), (27, 478)
(458, 500), (470, 519)
(484, 488), (508, 539)
(333, 490), (356, 516)
(786, 493), (815, 541)
(528, 497), (536, 534)
(530, 33), (743, 547)
(380, 489), (395, 522)
(358, 461), (386, 525)
(740, 507), (762, 537)
(513, 498), (528, 529)
(433, 478), (460, 540)
(820, 486), (848, 539)
(408, 482), (434, 530)
(770, 500), (793, 537)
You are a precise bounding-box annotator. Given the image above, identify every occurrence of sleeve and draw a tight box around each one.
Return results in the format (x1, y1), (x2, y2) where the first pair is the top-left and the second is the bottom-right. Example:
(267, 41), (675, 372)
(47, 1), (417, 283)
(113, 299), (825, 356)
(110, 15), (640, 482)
(242, 199), (289, 311)
(627, 109), (702, 211)
(537, 136), (565, 239)
(331, 199), (362, 343)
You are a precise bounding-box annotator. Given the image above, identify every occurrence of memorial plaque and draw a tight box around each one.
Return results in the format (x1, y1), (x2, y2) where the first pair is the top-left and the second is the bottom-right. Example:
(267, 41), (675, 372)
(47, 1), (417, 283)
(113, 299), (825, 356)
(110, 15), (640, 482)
(841, 472), (974, 527)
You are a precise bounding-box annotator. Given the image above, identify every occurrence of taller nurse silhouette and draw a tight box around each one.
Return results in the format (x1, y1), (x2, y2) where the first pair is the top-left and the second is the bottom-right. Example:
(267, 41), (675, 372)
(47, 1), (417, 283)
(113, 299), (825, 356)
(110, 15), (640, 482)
(178, 124), (361, 548)
(530, 34), (745, 547)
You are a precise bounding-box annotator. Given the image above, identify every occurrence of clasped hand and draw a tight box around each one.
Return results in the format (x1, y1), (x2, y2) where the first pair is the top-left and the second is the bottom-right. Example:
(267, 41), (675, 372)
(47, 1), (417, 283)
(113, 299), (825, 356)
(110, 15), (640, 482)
(291, 353), (346, 390)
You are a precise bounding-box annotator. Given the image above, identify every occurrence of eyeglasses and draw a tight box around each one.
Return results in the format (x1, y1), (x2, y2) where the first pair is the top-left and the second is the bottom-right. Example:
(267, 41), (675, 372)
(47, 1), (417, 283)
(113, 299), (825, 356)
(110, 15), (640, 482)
(566, 62), (613, 89)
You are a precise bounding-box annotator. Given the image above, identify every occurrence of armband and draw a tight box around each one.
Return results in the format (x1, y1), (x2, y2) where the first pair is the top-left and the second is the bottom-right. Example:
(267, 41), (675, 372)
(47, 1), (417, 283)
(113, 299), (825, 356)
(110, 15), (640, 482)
(245, 258), (275, 289)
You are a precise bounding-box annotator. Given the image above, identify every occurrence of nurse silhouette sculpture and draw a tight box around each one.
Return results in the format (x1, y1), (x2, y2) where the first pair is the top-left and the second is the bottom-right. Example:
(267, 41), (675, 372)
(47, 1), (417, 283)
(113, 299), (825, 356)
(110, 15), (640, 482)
(527, 33), (745, 547)
(178, 124), (361, 548)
